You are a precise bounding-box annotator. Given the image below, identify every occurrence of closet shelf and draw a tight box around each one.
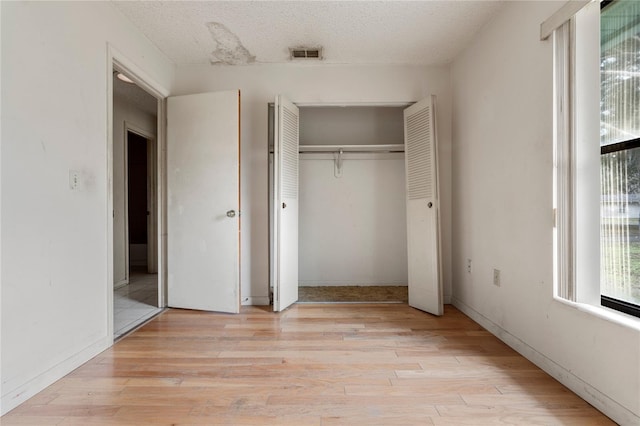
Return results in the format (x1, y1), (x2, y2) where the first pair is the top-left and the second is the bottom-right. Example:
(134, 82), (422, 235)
(298, 144), (404, 153)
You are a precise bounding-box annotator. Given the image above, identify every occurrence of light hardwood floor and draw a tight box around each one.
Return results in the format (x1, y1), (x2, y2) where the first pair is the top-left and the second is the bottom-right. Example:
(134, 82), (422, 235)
(2, 304), (615, 425)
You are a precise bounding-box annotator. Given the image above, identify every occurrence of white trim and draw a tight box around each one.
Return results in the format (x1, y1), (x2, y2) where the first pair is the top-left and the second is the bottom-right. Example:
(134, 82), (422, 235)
(114, 278), (128, 289)
(1, 337), (110, 415)
(553, 296), (640, 332)
(107, 47), (116, 342)
(573, 1), (602, 305)
(125, 121), (155, 140)
(157, 99), (168, 309)
(146, 135), (158, 274)
(147, 138), (159, 274)
(453, 297), (640, 426)
(123, 124), (130, 285)
(110, 45), (169, 99)
(540, 0), (591, 41)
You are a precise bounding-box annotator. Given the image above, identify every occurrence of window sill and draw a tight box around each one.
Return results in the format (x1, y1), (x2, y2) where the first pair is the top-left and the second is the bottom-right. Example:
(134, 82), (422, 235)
(553, 295), (640, 332)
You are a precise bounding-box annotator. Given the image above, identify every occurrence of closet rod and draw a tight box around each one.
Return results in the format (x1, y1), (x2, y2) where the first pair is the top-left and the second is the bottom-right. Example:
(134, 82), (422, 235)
(298, 144), (404, 153)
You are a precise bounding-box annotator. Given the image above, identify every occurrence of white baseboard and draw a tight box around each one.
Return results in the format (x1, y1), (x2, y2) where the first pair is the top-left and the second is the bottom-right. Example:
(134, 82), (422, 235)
(242, 296), (270, 306)
(452, 297), (639, 426)
(1, 336), (111, 416)
(114, 278), (128, 289)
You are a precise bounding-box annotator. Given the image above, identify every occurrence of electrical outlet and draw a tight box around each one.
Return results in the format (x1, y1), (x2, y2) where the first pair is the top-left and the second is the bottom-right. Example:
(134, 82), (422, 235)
(493, 269), (501, 287)
(467, 258), (472, 274)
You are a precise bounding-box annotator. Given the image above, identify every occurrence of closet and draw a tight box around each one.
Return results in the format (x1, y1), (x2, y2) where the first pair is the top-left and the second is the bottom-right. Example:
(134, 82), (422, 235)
(269, 96), (442, 315)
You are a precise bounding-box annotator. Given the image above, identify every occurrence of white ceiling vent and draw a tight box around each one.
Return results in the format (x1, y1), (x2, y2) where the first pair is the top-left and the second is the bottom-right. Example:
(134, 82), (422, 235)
(289, 47), (323, 60)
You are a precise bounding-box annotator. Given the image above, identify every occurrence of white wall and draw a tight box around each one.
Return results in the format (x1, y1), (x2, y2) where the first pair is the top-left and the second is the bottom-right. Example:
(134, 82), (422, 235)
(2, 1), (636, 422)
(173, 64), (452, 305)
(451, 2), (640, 424)
(300, 106), (404, 146)
(112, 95), (157, 287)
(299, 154), (407, 286)
(1, 1), (173, 414)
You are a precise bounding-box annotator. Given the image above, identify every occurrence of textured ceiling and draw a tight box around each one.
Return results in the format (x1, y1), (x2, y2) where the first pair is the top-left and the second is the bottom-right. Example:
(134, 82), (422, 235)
(113, 73), (158, 116)
(112, 1), (504, 66)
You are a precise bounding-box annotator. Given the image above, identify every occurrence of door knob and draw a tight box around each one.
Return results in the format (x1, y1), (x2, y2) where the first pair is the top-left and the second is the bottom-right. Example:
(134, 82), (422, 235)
(226, 210), (236, 218)
(428, 202), (433, 208)
(282, 202), (287, 209)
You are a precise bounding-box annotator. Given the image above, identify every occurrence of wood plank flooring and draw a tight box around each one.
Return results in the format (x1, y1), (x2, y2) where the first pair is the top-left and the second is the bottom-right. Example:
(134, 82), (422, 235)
(2, 304), (615, 425)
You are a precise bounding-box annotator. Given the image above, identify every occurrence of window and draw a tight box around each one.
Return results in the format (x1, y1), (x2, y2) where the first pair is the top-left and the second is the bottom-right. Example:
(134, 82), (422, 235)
(600, 0), (640, 317)
(553, 0), (640, 320)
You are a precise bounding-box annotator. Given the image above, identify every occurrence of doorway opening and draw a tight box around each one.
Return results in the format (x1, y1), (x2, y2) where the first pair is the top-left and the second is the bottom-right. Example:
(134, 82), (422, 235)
(112, 68), (162, 339)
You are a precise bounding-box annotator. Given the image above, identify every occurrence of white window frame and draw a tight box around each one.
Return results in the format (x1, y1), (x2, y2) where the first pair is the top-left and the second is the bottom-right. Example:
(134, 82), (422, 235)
(552, 1), (640, 329)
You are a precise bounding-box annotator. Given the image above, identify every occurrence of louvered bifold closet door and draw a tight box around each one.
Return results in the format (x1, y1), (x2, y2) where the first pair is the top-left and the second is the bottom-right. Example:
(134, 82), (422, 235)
(404, 96), (443, 316)
(273, 95), (299, 312)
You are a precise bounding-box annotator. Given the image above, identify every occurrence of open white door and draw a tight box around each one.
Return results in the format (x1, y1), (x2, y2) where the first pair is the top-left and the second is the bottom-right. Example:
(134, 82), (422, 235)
(167, 90), (240, 313)
(273, 95), (299, 312)
(404, 96), (443, 316)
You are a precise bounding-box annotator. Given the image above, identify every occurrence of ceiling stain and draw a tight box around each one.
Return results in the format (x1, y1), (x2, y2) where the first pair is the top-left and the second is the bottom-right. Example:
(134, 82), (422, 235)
(206, 22), (255, 65)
